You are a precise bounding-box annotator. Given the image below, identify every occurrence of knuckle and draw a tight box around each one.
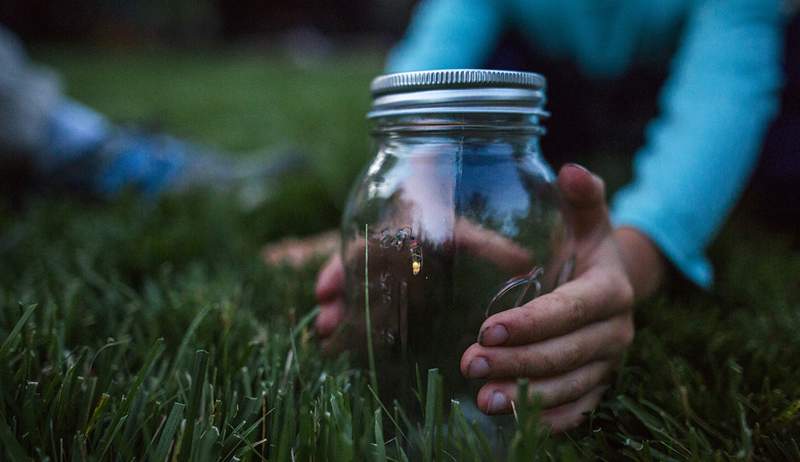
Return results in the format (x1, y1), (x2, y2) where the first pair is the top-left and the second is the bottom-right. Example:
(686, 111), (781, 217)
(616, 275), (635, 308)
(519, 302), (538, 324)
(595, 269), (633, 310)
(564, 377), (585, 400)
(561, 342), (583, 370)
(510, 307), (539, 339)
(545, 291), (570, 310)
(567, 295), (588, 326)
(623, 326), (635, 348)
(546, 291), (588, 329)
(617, 317), (635, 348)
(495, 305), (531, 329)
(511, 350), (532, 378)
(514, 347), (548, 378)
(543, 355), (560, 376)
(604, 268), (635, 307)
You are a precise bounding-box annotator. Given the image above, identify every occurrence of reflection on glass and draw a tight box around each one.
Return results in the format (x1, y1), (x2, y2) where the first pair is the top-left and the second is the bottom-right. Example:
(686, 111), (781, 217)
(335, 126), (569, 410)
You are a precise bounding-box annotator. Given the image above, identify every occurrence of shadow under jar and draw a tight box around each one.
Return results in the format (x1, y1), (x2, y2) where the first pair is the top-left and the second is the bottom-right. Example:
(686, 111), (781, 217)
(335, 69), (572, 418)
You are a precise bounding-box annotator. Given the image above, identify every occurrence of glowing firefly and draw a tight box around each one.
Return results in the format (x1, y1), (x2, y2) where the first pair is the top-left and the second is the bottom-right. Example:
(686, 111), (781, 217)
(408, 236), (422, 275)
(379, 226), (423, 275)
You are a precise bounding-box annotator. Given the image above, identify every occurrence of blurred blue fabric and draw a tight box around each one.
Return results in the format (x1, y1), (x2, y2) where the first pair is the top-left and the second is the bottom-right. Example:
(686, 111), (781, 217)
(388, 0), (790, 288)
(0, 24), (216, 198)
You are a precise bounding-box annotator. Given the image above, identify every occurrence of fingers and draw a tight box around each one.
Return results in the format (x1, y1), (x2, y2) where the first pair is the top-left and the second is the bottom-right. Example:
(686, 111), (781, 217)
(475, 360), (614, 414)
(262, 230), (340, 268)
(316, 299), (345, 338)
(315, 253), (344, 303)
(557, 163), (610, 241)
(540, 385), (607, 433)
(453, 218), (533, 274)
(462, 314), (633, 379)
(478, 267), (633, 347)
(315, 254), (346, 338)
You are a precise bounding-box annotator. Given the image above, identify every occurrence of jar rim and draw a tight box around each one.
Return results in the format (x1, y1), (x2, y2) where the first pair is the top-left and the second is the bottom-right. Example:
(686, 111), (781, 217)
(368, 70), (548, 119)
(371, 69), (546, 95)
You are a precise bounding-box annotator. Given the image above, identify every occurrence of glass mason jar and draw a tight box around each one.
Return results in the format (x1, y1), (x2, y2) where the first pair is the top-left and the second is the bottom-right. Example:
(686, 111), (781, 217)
(335, 69), (570, 408)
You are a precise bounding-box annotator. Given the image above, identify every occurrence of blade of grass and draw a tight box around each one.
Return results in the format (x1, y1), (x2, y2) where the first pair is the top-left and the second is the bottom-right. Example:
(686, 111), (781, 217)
(0, 303), (37, 358)
(367, 384), (407, 442)
(373, 408), (386, 462)
(0, 417), (28, 460)
(364, 223), (379, 395)
(168, 304), (213, 379)
(180, 349), (209, 462)
(422, 368), (442, 462)
(150, 402), (185, 462)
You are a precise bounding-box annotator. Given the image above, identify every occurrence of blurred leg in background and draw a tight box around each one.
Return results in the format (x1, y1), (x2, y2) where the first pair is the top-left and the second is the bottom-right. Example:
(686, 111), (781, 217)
(0, 24), (71, 199)
(0, 24), (305, 203)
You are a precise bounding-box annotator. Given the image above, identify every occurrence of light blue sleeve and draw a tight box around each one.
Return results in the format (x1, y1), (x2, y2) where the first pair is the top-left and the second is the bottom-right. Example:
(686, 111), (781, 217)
(611, 0), (785, 288)
(385, 0), (506, 72)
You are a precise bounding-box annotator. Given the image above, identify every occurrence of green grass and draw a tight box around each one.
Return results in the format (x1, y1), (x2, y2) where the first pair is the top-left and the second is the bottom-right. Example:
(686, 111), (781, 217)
(1, 46), (799, 460)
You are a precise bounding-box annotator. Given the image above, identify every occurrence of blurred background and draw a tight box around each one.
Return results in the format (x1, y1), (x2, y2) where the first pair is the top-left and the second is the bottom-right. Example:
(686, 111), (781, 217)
(0, 1), (795, 248)
(0, 0), (424, 216)
(0, 0), (414, 45)
(1, 4), (799, 461)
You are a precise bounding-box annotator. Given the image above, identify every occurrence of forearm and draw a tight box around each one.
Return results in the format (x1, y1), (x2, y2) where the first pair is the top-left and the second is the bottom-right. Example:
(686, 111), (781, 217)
(611, 0), (784, 289)
(385, 0), (505, 72)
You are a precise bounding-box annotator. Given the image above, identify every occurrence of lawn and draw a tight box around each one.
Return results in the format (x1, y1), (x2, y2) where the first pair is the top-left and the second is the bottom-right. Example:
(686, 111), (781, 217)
(1, 46), (799, 461)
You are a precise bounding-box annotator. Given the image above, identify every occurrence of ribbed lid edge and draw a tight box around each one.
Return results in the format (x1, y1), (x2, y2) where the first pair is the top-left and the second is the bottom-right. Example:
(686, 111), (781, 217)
(371, 69), (546, 95)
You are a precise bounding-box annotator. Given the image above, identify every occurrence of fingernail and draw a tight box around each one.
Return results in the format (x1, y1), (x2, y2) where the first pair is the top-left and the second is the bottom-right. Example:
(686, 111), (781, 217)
(565, 162), (601, 181)
(479, 324), (509, 346)
(488, 391), (508, 413)
(467, 357), (490, 379)
(564, 163), (589, 173)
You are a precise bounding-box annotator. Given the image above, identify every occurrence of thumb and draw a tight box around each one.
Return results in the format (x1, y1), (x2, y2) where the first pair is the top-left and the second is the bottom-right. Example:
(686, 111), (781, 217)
(558, 163), (610, 240)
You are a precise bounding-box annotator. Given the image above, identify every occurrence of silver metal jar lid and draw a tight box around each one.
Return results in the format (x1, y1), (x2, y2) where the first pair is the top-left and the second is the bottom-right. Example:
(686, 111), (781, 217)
(368, 69), (548, 119)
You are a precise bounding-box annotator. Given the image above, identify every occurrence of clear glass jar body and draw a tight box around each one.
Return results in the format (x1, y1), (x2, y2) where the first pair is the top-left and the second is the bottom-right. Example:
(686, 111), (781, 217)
(336, 113), (568, 404)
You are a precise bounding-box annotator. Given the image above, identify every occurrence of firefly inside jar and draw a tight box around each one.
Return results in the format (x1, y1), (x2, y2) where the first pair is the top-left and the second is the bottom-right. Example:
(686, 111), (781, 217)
(335, 69), (571, 409)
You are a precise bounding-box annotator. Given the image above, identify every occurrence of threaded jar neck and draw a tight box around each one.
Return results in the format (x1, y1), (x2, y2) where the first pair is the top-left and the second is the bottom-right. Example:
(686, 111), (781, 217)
(368, 69), (548, 135)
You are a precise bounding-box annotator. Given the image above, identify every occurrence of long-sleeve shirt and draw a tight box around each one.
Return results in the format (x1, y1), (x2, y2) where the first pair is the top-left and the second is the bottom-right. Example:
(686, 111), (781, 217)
(386, 0), (786, 288)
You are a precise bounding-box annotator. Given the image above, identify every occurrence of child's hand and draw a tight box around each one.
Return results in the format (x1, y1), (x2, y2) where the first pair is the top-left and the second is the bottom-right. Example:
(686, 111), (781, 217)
(315, 164), (665, 432)
(461, 164), (663, 432)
